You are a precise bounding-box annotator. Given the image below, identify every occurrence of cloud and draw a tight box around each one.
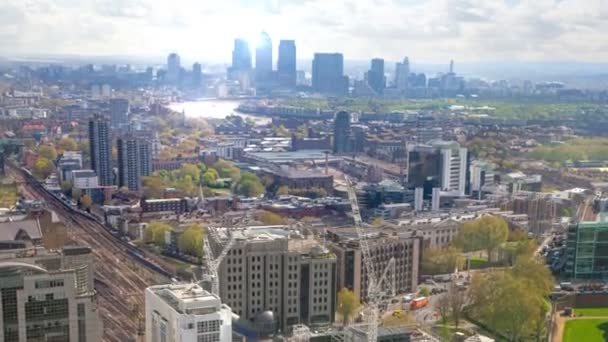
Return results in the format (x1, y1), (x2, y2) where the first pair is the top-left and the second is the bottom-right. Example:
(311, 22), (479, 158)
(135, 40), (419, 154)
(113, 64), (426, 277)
(0, 0), (606, 63)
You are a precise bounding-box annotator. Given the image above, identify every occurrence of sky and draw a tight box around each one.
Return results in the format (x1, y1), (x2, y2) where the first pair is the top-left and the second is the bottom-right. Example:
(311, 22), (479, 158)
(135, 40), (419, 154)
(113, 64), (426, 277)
(1, 0), (608, 64)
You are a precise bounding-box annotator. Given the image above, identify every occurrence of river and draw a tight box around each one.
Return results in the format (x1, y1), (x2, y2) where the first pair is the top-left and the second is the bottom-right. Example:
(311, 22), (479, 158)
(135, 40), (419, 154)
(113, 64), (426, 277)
(168, 99), (271, 125)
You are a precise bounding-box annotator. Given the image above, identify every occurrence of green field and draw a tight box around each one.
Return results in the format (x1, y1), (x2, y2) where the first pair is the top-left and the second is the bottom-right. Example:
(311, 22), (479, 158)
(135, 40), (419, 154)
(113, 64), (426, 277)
(576, 308), (608, 317)
(563, 319), (608, 342)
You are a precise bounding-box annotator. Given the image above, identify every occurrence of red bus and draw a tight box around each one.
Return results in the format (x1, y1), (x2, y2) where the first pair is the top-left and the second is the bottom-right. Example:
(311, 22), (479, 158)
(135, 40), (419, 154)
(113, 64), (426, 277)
(410, 297), (429, 310)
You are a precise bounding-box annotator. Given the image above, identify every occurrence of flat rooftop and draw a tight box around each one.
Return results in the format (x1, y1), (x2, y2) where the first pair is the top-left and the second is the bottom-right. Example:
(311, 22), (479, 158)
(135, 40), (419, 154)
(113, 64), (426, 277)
(149, 283), (221, 314)
(246, 150), (335, 163)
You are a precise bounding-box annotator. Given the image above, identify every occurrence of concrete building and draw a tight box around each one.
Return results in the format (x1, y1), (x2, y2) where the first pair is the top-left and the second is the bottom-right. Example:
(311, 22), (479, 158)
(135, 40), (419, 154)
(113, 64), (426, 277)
(72, 169), (99, 189)
(145, 283), (232, 342)
(470, 160), (495, 195)
(333, 111), (351, 154)
(430, 140), (467, 197)
(312, 53), (348, 95)
(261, 168), (334, 194)
(117, 135), (152, 191)
(398, 217), (462, 249)
(211, 226), (336, 332)
(57, 151), (83, 182)
(277, 40), (296, 88)
(0, 246), (101, 342)
(327, 228), (421, 302)
(109, 98), (129, 129)
(88, 114), (112, 186)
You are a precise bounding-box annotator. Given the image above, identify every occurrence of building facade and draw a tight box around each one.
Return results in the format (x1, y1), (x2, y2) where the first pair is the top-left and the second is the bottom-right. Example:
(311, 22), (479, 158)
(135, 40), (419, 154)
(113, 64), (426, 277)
(333, 111), (351, 154)
(88, 114), (112, 186)
(109, 98), (129, 129)
(394, 57), (410, 91)
(117, 135), (152, 191)
(255, 32), (273, 84)
(312, 53), (348, 95)
(0, 246), (101, 342)
(565, 217), (608, 279)
(145, 283), (232, 342)
(277, 40), (296, 88)
(366, 58), (385, 95)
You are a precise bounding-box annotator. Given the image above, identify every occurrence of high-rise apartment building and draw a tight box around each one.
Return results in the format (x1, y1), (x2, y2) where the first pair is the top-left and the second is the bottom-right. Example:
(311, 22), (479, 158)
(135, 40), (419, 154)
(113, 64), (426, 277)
(431, 140), (468, 197)
(312, 53), (348, 95)
(167, 53), (181, 84)
(88, 114), (112, 186)
(117, 135), (152, 191)
(277, 40), (296, 87)
(109, 98), (129, 129)
(0, 246), (102, 342)
(407, 141), (467, 197)
(469, 160), (495, 195)
(145, 283), (232, 342)
(333, 111), (351, 154)
(395, 57), (410, 90)
(366, 58), (385, 95)
(327, 228), (422, 302)
(255, 32), (273, 84)
(210, 227), (337, 332)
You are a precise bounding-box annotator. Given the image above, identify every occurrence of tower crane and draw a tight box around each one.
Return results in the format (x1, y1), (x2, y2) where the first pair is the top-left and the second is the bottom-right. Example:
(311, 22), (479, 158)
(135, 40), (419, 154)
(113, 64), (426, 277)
(345, 176), (396, 342)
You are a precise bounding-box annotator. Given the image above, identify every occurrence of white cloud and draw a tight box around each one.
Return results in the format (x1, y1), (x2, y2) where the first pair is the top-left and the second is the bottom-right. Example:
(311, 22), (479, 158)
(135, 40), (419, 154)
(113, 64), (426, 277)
(0, 0), (607, 63)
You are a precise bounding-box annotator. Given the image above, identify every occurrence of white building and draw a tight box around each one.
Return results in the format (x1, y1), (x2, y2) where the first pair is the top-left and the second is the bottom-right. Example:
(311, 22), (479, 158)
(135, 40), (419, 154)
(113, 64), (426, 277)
(72, 170), (99, 189)
(470, 160), (495, 194)
(145, 283), (232, 342)
(430, 140), (467, 197)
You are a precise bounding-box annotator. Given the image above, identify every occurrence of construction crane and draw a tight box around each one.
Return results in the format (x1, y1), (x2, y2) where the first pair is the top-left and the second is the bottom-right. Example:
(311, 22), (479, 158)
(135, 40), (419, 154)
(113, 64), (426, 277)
(202, 226), (236, 296)
(345, 176), (396, 342)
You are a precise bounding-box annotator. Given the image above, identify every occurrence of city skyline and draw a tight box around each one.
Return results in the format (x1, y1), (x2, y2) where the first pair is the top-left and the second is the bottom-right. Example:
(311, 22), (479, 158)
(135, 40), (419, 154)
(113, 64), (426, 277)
(1, 0), (607, 64)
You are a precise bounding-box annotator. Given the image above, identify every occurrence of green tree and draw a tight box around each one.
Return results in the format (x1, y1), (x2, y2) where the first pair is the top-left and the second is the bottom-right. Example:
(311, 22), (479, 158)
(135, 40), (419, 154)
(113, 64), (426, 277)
(180, 163), (200, 182)
(336, 288), (360, 326)
(436, 293), (451, 325)
(178, 224), (204, 257)
(58, 137), (78, 151)
(274, 124), (290, 137)
(38, 145), (57, 160)
(203, 168), (219, 185)
(33, 157), (53, 179)
(448, 283), (466, 329)
(237, 172), (265, 197)
(257, 210), (287, 225)
(80, 194), (93, 209)
(197, 162), (207, 173)
(143, 176), (165, 198)
(145, 222), (172, 246)
(213, 160), (240, 180)
(453, 216), (509, 262)
(60, 180), (73, 195)
(418, 286), (430, 297)
(421, 247), (464, 275)
(177, 175), (195, 196)
(71, 187), (82, 201)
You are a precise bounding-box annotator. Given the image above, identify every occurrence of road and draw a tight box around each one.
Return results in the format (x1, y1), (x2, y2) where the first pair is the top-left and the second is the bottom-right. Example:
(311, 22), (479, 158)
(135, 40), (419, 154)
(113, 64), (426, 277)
(10, 166), (170, 342)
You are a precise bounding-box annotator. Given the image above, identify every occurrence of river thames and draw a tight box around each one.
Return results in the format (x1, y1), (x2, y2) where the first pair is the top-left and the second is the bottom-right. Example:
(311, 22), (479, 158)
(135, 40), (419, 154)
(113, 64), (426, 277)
(168, 99), (271, 125)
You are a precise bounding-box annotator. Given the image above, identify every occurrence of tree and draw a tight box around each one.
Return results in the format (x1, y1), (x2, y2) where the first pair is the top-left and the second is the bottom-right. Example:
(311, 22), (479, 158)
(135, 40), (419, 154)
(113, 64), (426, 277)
(178, 224), (204, 258)
(197, 162), (207, 173)
(177, 175), (195, 196)
(214, 159), (240, 180)
(418, 286), (430, 297)
(258, 210), (287, 225)
(436, 294), (451, 325)
(71, 187), (82, 201)
(274, 124), (290, 137)
(336, 288), (360, 326)
(371, 218), (384, 227)
(145, 222), (172, 246)
(237, 172), (265, 197)
(38, 145), (57, 160)
(421, 247), (464, 275)
(143, 176), (165, 198)
(80, 194), (93, 209)
(180, 163), (200, 182)
(448, 283), (466, 329)
(276, 185), (290, 196)
(203, 168), (219, 185)
(60, 180), (73, 195)
(58, 137), (78, 151)
(33, 157), (53, 179)
(453, 216), (509, 262)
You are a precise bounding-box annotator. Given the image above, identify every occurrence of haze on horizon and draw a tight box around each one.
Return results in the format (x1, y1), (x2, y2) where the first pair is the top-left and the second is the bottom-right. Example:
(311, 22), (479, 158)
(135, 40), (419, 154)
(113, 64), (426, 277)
(1, 0), (607, 64)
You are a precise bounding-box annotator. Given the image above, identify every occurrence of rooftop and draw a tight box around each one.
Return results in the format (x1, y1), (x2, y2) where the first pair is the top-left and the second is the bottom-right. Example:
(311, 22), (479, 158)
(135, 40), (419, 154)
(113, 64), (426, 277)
(148, 283), (222, 315)
(0, 219), (42, 242)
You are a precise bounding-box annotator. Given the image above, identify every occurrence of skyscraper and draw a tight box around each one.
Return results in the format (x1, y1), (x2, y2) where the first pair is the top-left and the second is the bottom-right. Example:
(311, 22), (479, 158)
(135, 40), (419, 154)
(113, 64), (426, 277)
(366, 58), (385, 95)
(277, 40), (296, 87)
(192, 62), (202, 87)
(333, 111), (351, 154)
(89, 114), (112, 186)
(109, 98), (129, 129)
(231, 38), (252, 71)
(395, 57), (410, 90)
(255, 32), (273, 83)
(312, 53), (348, 95)
(167, 52), (181, 84)
(117, 135), (151, 191)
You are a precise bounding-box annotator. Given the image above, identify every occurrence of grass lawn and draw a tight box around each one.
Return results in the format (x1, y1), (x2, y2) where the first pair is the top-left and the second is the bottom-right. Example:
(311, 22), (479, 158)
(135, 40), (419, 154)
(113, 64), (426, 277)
(469, 257), (488, 269)
(563, 319), (608, 342)
(575, 307), (608, 317)
(0, 182), (18, 208)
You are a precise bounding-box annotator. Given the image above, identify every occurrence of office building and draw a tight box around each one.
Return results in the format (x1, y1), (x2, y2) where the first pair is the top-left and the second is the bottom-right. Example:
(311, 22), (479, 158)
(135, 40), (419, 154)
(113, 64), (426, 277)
(255, 32), (273, 83)
(117, 135), (152, 191)
(145, 283), (232, 342)
(0, 246), (101, 342)
(72, 169), (99, 189)
(277, 40), (296, 87)
(414, 187), (424, 211)
(395, 57), (410, 90)
(167, 52), (181, 84)
(312, 53), (348, 95)
(211, 226), (336, 332)
(327, 228), (421, 302)
(192, 62), (202, 86)
(431, 140), (467, 197)
(109, 98), (129, 129)
(88, 114), (112, 186)
(565, 216), (608, 279)
(333, 111), (351, 154)
(469, 160), (495, 195)
(366, 58), (385, 95)
(407, 141), (467, 197)
(232, 39), (252, 71)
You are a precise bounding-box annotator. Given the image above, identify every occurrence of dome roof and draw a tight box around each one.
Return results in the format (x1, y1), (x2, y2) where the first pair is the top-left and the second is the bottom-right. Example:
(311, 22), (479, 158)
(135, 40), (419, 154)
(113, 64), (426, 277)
(254, 310), (275, 325)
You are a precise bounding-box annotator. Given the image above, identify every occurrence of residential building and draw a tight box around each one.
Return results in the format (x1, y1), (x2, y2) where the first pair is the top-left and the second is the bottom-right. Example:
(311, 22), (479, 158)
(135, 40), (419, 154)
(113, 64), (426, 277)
(277, 40), (296, 87)
(141, 198), (188, 215)
(333, 111), (351, 154)
(366, 58), (385, 95)
(211, 227), (336, 332)
(469, 160), (495, 195)
(109, 98), (129, 129)
(117, 135), (152, 191)
(0, 246), (101, 342)
(430, 140), (467, 197)
(72, 169), (99, 189)
(328, 228), (422, 302)
(312, 53), (348, 95)
(145, 283), (232, 342)
(255, 32), (273, 84)
(88, 114), (112, 186)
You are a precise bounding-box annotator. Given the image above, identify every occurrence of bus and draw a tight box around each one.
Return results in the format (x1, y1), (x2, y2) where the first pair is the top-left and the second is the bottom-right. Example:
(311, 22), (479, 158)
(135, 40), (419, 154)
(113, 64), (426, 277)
(410, 297), (429, 310)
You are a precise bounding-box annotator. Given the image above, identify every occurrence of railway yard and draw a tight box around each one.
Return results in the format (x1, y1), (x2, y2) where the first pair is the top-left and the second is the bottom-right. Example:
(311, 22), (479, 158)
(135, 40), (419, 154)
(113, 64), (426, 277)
(8, 164), (172, 342)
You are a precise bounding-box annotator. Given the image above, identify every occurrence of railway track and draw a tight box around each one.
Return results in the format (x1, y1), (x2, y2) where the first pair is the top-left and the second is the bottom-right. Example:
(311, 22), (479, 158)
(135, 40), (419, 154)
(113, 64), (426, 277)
(8, 164), (173, 342)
